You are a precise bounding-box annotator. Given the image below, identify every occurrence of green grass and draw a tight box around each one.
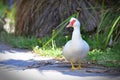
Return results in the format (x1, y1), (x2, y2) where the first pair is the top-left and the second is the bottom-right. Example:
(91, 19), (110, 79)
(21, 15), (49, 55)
(87, 48), (120, 67)
(0, 32), (38, 49)
(83, 33), (120, 67)
(33, 46), (63, 58)
(96, 10), (120, 49)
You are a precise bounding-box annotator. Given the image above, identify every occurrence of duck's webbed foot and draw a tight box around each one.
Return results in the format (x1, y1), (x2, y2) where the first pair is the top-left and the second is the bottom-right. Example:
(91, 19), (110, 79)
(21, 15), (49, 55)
(70, 60), (81, 70)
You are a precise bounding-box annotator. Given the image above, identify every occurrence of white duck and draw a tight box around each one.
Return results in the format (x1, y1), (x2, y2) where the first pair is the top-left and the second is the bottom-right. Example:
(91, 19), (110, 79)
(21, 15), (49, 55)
(62, 17), (89, 70)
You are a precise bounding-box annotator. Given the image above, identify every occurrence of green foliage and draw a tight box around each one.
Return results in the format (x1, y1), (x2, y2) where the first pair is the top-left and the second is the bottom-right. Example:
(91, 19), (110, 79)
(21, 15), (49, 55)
(33, 46), (63, 58)
(7, 5), (16, 24)
(105, 15), (120, 47)
(0, 32), (38, 49)
(0, 3), (7, 17)
(0, 2), (16, 27)
(87, 46), (120, 67)
(96, 6), (120, 49)
(82, 33), (120, 67)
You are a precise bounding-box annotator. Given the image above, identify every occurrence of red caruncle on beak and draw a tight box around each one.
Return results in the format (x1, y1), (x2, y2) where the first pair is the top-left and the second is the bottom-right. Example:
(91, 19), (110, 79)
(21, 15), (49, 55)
(69, 20), (76, 26)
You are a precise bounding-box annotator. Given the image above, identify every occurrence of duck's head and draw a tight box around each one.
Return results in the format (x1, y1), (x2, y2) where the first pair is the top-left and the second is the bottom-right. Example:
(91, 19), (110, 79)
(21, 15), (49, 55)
(67, 17), (80, 29)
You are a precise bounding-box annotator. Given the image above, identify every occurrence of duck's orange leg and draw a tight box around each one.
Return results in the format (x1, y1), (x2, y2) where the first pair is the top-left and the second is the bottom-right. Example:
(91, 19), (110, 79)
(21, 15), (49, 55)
(70, 60), (77, 70)
(77, 63), (81, 70)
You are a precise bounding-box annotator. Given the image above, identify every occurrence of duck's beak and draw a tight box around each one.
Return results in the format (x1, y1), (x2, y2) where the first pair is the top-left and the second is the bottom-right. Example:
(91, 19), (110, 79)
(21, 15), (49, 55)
(66, 22), (72, 28)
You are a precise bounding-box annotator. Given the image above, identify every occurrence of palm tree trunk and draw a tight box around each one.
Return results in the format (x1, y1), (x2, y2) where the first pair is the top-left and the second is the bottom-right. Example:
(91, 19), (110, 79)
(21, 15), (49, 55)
(15, 0), (100, 37)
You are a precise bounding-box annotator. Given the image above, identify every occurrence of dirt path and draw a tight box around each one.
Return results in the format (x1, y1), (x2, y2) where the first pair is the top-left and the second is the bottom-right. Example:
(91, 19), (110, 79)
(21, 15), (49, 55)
(0, 42), (120, 80)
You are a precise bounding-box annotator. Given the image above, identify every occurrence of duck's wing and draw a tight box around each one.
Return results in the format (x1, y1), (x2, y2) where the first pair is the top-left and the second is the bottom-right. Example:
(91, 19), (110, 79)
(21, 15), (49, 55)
(62, 40), (72, 55)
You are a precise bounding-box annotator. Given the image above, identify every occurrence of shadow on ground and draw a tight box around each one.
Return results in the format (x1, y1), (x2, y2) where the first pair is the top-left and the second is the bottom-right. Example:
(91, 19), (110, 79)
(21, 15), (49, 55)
(0, 43), (120, 79)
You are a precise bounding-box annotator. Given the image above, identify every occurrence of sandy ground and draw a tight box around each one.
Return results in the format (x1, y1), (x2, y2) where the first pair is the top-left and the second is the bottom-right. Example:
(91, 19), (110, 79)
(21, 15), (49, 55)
(0, 43), (120, 80)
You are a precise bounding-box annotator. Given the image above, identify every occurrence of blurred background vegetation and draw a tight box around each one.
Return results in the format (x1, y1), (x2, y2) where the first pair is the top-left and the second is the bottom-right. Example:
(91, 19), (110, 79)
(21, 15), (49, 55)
(0, 0), (120, 67)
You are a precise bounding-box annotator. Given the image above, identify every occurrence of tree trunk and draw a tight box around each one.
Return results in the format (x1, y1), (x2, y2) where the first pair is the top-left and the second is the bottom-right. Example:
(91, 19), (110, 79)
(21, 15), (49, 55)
(15, 0), (100, 37)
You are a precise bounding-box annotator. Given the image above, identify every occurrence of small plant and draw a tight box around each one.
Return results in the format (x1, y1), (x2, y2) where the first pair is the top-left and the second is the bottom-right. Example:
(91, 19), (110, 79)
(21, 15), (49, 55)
(33, 46), (63, 58)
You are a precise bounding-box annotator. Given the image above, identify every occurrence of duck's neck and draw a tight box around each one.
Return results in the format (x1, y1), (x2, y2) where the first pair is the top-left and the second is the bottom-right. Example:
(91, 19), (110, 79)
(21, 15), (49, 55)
(72, 27), (82, 41)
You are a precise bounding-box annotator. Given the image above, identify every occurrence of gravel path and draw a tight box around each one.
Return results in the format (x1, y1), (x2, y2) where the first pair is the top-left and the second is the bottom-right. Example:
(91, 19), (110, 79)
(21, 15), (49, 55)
(0, 43), (120, 80)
